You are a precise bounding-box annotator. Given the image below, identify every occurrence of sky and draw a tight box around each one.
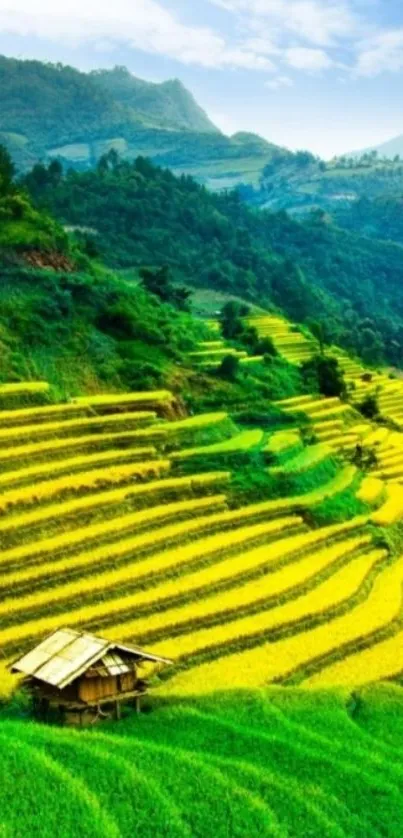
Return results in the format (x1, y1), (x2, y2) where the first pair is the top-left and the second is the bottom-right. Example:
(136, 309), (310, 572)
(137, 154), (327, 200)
(0, 0), (403, 157)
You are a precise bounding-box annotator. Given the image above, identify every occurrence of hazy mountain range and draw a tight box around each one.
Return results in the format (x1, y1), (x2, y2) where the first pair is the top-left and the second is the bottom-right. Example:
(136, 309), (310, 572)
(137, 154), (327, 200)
(2, 54), (403, 221)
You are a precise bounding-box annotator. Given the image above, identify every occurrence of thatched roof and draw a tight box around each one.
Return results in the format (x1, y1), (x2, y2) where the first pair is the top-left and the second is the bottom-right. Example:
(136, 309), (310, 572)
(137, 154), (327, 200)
(10, 628), (172, 689)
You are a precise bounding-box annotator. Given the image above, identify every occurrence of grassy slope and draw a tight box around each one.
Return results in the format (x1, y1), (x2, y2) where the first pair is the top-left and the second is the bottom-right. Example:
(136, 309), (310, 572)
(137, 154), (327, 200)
(1, 686), (403, 837)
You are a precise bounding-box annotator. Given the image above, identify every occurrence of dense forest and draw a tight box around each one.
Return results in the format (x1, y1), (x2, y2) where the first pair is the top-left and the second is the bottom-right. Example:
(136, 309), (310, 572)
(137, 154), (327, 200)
(23, 152), (403, 367)
(0, 145), (211, 394)
(0, 144), (306, 410)
(334, 195), (403, 247)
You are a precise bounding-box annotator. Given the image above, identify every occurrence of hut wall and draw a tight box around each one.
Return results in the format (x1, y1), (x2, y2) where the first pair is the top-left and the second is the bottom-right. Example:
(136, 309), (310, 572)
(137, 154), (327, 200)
(119, 671), (137, 692)
(78, 671), (138, 703)
(79, 675), (118, 703)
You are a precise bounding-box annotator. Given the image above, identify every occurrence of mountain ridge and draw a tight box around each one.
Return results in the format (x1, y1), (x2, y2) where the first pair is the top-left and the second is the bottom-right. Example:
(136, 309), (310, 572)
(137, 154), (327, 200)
(0, 54), (279, 190)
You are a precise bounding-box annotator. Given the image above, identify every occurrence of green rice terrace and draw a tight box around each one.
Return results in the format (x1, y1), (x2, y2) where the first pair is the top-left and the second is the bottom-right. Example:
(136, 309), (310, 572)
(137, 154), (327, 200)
(3, 318), (403, 835)
(3, 685), (403, 838)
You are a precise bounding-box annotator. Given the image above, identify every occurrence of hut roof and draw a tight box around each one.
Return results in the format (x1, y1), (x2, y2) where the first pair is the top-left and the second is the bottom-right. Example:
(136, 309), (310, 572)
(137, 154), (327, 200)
(10, 628), (172, 689)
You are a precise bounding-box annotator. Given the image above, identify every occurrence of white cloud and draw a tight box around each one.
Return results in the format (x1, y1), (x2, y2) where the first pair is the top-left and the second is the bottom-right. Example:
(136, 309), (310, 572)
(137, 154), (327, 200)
(211, 0), (357, 46)
(356, 29), (403, 76)
(285, 46), (333, 70)
(0, 0), (272, 70)
(265, 75), (293, 90)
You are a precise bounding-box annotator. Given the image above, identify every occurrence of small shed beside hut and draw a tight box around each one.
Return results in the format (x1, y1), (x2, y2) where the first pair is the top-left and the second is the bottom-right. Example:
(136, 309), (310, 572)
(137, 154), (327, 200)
(10, 627), (172, 725)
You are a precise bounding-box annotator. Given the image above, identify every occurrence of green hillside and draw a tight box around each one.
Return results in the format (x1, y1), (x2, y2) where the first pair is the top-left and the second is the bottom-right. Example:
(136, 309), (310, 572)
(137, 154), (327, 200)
(333, 194), (403, 247)
(23, 152), (403, 367)
(1, 686), (403, 837)
(255, 148), (403, 215)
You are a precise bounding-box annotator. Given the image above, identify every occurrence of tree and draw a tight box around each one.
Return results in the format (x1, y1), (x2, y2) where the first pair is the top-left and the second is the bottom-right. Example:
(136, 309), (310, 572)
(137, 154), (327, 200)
(0, 145), (15, 196)
(302, 355), (346, 398)
(219, 354), (239, 380)
(308, 320), (326, 355)
(359, 393), (379, 419)
(219, 301), (249, 340)
(139, 266), (191, 310)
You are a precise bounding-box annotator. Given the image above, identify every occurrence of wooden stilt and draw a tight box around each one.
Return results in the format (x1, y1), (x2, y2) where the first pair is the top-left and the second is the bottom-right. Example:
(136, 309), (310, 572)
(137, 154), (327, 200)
(115, 700), (121, 720)
(135, 696), (141, 715)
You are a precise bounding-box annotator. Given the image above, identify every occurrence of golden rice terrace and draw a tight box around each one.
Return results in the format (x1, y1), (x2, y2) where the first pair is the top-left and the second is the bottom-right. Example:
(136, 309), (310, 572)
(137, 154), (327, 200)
(2, 376), (403, 700)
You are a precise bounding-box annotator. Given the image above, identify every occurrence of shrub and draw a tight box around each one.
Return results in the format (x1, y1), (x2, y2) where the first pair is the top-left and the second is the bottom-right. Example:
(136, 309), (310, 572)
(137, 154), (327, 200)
(359, 394), (379, 419)
(219, 354), (240, 381)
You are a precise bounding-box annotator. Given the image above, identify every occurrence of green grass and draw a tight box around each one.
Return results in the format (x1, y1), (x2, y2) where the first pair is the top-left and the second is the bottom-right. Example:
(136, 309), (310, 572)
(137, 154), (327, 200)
(307, 476), (370, 527)
(270, 443), (332, 475)
(2, 686), (403, 836)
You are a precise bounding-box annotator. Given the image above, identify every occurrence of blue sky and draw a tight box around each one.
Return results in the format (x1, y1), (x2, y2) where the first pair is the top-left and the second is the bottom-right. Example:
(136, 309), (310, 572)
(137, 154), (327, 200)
(0, 0), (403, 157)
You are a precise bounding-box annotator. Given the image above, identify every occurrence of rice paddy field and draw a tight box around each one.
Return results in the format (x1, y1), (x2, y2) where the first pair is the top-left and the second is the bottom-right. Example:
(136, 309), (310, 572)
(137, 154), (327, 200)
(1, 375), (403, 704)
(3, 369), (403, 836)
(2, 686), (403, 837)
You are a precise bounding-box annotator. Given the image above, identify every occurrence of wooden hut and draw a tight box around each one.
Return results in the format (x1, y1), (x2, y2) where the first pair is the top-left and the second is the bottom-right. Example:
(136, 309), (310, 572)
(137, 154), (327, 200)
(10, 627), (172, 725)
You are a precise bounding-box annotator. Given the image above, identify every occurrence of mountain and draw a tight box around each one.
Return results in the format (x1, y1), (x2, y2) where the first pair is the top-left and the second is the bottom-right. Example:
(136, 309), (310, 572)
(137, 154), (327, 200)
(0, 55), (276, 189)
(91, 67), (218, 133)
(347, 135), (403, 161)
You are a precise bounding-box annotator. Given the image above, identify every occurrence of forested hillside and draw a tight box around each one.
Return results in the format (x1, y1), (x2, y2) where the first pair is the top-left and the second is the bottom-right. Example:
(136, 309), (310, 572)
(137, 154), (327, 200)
(24, 152), (403, 367)
(252, 148), (403, 216)
(333, 195), (403, 247)
(0, 146), (211, 394)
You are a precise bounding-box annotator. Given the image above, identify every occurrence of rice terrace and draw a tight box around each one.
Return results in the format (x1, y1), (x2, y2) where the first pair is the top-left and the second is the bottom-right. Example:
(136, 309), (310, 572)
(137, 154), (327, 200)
(2, 312), (403, 834)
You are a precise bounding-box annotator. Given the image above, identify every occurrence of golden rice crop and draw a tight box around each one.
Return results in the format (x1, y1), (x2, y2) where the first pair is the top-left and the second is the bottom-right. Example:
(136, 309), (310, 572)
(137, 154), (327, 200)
(313, 420), (343, 433)
(0, 517), (364, 648)
(305, 628), (403, 687)
(264, 430), (301, 456)
(373, 464), (403, 481)
(0, 446), (157, 490)
(305, 405), (349, 421)
(274, 395), (315, 408)
(363, 428), (390, 447)
(356, 477), (384, 505)
(172, 429), (263, 460)
(161, 412), (229, 431)
(281, 397), (340, 415)
(74, 390), (174, 408)
(0, 381), (49, 396)
(0, 520), (298, 649)
(371, 483), (403, 525)
(0, 662), (19, 700)
(107, 532), (370, 644)
(0, 426), (167, 466)
(349, 423), (372, 437)
(189, 349), (246, 359)
(327, 434), (359, 450)
(0, 410), (157, 445)
(151, 549), (382, 662)
(159, 549), (387, 695)
(0, 459), (171, 514)
(0, 504), (300, 590)
(0, 516), (298, 619)
(0, 471), (230, 538)
(0, 494), (227, 570)
(0, 402), (88, 428)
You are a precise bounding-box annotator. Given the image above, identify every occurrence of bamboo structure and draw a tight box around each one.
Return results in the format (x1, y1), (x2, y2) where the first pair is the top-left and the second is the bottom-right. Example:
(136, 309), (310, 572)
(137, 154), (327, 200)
(10, 627), (172, 725)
